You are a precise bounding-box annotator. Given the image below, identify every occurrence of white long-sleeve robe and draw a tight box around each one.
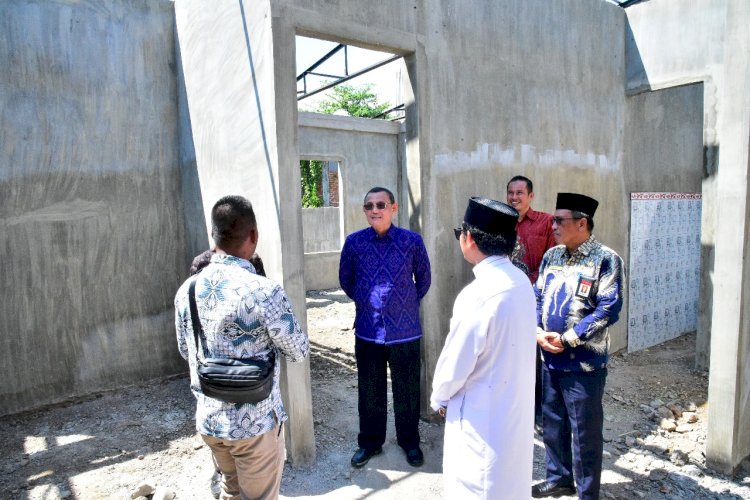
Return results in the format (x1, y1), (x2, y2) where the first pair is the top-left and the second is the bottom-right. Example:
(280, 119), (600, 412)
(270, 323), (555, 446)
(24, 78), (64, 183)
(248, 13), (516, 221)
(431, 255), (537, 499)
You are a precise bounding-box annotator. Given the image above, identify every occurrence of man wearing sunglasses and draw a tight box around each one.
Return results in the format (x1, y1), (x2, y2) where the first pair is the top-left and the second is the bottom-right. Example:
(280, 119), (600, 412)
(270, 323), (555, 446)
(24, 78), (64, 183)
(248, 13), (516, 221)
(431, 197), (537, 499)
(339, 186), (432, 469)
(532, 193), (624, 500)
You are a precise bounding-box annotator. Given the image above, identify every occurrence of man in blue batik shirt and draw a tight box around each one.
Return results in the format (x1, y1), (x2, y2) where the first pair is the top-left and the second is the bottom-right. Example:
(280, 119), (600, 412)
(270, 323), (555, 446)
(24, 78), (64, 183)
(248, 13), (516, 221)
(339, 186), (432, 469)
(532, 192), (623, 500)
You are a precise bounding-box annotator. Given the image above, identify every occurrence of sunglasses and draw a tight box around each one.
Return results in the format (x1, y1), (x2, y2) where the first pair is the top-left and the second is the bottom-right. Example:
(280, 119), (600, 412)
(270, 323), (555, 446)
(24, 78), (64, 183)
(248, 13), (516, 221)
(453, 226), (463, 240)
(363, 201), (389, 211)
(551, 216), (583, 225)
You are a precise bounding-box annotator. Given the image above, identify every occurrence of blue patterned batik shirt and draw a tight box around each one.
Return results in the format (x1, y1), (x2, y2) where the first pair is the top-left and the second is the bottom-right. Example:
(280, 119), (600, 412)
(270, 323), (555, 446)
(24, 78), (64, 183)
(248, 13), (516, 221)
(534, 236), (624, 372)
(339, 225), (431, 345)
(175, 254), (309, 440)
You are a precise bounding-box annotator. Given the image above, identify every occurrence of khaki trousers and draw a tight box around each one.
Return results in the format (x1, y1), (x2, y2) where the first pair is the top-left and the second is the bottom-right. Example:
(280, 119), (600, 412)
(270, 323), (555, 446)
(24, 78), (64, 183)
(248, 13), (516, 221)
(202, 424), (285, 500)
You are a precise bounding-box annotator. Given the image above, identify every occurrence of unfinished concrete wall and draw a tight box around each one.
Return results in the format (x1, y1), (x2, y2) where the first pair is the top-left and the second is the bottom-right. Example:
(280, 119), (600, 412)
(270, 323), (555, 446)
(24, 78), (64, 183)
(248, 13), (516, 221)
(626, 0), (750, 472)
(301, 207), (340, 291)
(302, 207), (340, 253)
(0, 0), (186, 415)
(174, 0), (315, 464)
(298, 112), (401, 236)
(275, 0), (628, 411)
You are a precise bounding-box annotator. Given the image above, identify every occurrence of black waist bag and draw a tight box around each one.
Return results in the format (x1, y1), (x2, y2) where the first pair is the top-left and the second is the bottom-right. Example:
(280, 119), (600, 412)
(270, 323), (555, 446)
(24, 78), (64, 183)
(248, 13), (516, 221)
(189, 278), (275, 404)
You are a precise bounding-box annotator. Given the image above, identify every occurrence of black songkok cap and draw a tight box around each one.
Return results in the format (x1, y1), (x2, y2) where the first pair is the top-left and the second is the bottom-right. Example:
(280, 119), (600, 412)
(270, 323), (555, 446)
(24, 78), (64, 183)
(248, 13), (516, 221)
(463, 197), (518, 236)
(555, 192), (599, 218)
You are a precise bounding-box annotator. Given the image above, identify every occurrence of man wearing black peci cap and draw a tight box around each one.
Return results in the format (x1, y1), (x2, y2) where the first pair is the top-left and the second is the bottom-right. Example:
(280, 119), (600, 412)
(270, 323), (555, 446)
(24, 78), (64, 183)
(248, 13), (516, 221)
(431, 197), (537, 499)
(532, 193), (624, 500)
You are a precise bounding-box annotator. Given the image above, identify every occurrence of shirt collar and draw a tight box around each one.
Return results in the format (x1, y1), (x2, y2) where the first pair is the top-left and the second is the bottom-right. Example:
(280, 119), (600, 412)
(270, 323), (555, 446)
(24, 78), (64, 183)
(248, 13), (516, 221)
(567, 235), (598, 258)
(210, 253), (257, 273)
(521, 207), (540, 222)
(368, 224), (396, 240)
(472, 255), (508, 277)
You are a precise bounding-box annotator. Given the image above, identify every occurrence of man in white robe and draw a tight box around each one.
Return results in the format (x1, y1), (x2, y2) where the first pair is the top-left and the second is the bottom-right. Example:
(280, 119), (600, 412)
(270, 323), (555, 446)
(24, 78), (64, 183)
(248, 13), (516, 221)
(431, 197), (537, 499)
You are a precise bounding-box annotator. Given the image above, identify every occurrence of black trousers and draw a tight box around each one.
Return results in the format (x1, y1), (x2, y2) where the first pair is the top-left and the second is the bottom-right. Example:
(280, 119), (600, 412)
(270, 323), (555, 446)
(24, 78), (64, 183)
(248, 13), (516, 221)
(542, 364), (607, 500)
(355, 337), (421, 451)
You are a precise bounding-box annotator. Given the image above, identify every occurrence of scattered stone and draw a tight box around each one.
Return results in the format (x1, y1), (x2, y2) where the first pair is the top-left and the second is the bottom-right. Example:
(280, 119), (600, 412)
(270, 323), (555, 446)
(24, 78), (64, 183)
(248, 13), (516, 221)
(649, 399), (664, 409)
(670, 450), (689, 466)
(130, 481), (156, 499)
(685, 401), (698, 412)
(649, 469), (668, 481)
(683, 412), (699, 424)
(656, 406), (674, 420)
(625, 436), (636, 447)
(675, 424), (692, 433)
(681, 464), (704, 477)
(659, 419), (677, 432)
(639, 404), (654, 415)
(602, 450), (612, 459)
(668, 404), (683, 419)
(611, 394), (624, 403)
(152, 486), (176, 500)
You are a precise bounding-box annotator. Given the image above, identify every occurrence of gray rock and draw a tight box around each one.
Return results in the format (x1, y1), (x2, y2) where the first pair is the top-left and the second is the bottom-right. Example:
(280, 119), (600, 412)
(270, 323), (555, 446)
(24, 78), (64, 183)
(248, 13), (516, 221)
(649, 399), (665, 409)
(130, 481), (156, 499)
(670, 450), (689, 466)
(668, 404), (683, 419)
(625, 436), (636, 447)
(659, 419), (677, 432)
(649, 469), (668, 481)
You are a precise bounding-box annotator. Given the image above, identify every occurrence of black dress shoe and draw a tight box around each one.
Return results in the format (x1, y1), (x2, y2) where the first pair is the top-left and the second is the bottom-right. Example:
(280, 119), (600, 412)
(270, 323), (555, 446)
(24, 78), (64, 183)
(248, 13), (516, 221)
(531, 481), (576, 498)
(350, 447), (382, 468)
(405, 447), (424, 467)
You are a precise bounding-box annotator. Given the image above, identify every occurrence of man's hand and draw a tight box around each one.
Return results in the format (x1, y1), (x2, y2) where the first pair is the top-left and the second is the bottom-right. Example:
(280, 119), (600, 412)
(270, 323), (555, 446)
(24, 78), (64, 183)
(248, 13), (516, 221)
(537, 329), (564, 354)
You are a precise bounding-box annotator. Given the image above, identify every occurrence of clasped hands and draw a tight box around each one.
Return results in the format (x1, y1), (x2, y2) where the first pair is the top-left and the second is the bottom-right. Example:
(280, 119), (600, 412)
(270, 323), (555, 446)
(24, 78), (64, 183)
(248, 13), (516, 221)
(537, 328), (565, 354)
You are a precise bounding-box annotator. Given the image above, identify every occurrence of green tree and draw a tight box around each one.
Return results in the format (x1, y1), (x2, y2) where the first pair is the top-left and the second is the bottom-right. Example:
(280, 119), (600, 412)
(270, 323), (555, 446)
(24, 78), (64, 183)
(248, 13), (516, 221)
(316, 84), (391, 118)
(300, 159), (324, 208)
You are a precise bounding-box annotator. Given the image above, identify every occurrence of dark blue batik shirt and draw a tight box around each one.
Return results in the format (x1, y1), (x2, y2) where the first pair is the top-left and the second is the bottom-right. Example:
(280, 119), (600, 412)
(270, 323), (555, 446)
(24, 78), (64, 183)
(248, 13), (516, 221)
(339, 224), (431, 345)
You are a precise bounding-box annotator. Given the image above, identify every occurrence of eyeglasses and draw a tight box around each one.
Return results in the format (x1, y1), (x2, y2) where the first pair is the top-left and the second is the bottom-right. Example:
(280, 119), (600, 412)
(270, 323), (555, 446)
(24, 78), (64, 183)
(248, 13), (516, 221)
(363, 201), (389, 211)
(453, 226), (464, 240)
(551, 216), (583, 225)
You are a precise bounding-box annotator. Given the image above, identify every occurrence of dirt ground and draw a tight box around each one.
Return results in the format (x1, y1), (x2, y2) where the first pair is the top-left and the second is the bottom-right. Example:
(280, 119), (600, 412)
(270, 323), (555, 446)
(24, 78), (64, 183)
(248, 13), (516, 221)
(1, 288), (749, 499)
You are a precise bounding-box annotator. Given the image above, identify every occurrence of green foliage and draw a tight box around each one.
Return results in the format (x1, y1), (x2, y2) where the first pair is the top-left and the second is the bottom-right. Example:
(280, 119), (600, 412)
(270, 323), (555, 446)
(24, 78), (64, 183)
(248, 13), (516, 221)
(300, 159), (324, 208)
(316, 84), (391, 119)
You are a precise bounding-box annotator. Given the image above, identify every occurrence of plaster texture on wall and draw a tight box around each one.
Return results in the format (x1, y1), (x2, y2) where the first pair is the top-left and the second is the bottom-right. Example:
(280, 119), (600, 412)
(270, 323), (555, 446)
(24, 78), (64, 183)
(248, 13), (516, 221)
(175, 0), (316, 464)
(301, 207), (340, 253)
(415, 0), (628, 390)
(0, 0), (186, 414)
(303, 251), (340, 291)
(625, 0), (726, 93)
(298, 112), (401, 239)
(626, 0), (750, 471)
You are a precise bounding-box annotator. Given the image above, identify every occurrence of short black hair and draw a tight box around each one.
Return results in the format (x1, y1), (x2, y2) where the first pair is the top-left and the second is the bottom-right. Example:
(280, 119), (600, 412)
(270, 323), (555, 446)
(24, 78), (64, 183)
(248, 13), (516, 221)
(464, 223), (516, 257)
(506, 175), (533, 193)
(571, 210), (595, 231)
(211, 195), (257, 251)
(364, 186), (395, 204)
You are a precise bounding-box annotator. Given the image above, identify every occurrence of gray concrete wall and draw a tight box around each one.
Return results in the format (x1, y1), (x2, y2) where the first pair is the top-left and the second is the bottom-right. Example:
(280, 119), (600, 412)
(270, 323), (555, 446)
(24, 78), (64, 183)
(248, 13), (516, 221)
(303, 252), (341, 291)
(417, 0), (628, 394)
(175, 0), (315, 464)
(0, 0), (186, 415)
(298, 112), (401, 237)
(301, 207), (340, 253)
(277, 0), (628, 412)
(623, 84), (705, 352)
(626, 0), (750, 471)
(301, 206), (341, 290)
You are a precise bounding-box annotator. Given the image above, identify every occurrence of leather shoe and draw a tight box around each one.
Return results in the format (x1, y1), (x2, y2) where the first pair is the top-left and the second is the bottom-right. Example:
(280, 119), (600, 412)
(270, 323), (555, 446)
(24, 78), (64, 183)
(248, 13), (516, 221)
(350, 447), (382, 468)
(531, 481), (576, 498)
(405, 447), (424, 467)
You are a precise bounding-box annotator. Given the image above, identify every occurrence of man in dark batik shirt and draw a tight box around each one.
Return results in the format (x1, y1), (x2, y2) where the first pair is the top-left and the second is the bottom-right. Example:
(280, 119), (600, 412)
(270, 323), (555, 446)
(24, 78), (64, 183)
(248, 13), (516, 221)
(339, 186), (431, 469)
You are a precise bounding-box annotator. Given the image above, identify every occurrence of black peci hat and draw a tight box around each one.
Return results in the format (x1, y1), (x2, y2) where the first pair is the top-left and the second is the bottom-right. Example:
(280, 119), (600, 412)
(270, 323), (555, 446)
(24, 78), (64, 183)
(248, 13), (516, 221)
(463, 197), (518, 236)
(556, 193), (599, 218)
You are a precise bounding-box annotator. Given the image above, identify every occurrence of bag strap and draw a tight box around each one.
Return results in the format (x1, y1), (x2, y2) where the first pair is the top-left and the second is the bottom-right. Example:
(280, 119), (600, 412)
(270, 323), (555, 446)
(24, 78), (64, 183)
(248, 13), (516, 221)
(188, 277), (207, 358)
